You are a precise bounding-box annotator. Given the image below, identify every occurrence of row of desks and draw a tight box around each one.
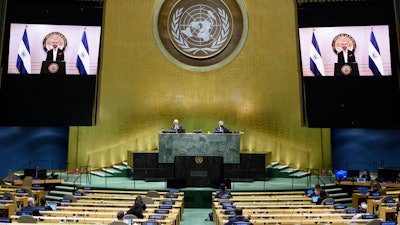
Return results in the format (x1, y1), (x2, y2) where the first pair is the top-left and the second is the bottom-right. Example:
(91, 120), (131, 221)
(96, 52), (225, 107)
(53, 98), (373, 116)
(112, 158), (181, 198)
(212, 191), (382, 225)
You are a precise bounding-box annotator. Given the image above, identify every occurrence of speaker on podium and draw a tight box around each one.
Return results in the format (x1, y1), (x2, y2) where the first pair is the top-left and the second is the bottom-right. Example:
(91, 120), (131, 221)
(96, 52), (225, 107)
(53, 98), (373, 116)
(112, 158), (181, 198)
(334, 62), (359, 76)
(40, 61), (66, 74)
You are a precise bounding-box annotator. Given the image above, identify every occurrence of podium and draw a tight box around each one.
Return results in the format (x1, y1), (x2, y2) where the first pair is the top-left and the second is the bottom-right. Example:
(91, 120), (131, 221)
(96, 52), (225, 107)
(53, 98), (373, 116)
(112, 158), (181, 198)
(334, 62), (359, 76)
(174, 156), (223, 187)
(40, 61), (66, 74)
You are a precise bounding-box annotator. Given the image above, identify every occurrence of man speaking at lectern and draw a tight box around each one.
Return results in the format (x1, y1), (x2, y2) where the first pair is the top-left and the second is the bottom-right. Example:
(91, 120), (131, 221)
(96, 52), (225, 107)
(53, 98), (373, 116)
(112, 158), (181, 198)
(46, 39), (64, 61)
(337, 41), (355, 63)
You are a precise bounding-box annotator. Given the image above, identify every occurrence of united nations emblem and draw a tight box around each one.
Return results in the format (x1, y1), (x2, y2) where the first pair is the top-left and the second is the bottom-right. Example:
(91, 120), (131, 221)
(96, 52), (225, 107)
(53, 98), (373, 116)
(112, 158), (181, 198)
(153, 0), (248, 71)
(48, 63), (60, 73)
(169, 3), (233, 59)
(332, 33), (356, 54)
(195, 156), (204, 164)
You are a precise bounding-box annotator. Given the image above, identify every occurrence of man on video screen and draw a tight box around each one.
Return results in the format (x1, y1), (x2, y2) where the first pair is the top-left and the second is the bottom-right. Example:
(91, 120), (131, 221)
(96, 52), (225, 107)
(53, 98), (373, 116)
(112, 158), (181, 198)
(46, 39), (64, 61)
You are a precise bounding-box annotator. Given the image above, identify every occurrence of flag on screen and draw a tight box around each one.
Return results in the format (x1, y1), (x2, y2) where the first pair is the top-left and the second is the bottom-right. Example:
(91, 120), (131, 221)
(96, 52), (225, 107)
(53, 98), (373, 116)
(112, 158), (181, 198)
(16, 28), (31, 74)
(309, 32), (325, 76)
(368, 31), (384, 76)
(76, 30), (90, 75)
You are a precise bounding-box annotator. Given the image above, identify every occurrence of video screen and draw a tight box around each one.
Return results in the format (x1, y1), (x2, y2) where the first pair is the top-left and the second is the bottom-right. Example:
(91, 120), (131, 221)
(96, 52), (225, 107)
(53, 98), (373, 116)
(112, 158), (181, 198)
(299, 25), (391, 77)
(297, 0), (400, 128)
(335, 170), (347, 179)
(8, 23), (101, 75)
(0, 0), (103, 125)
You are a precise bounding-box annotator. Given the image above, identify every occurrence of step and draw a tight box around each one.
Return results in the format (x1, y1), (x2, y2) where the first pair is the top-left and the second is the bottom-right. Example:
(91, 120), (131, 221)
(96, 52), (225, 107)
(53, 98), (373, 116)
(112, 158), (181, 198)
(324, 183), (336, 188)
(102, 168), (123, 174)
(334, 197), (352, 203)
(290, 171), (311, 178)
(54, 185), (76, 191)
(280, 168), (299, 174)
(325, 188), (342, 193)
(272, 165), (289, 170)
(44, 195), (63, 201)
(112, 165), (131, 171)
(61, 182), (75, 186)
(270, 162), (279, 167)
(328, 193), (348, 198)
(90, 171), (108, 177)
(122, 162), (129, 166)
(49, 190), (74, 196)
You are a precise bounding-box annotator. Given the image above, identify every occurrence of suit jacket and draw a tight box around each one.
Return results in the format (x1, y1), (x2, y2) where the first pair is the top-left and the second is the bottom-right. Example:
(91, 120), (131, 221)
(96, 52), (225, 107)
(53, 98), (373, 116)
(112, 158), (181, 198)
(337, 50), (356, 63)
(224, 216), (252, 225)
(21, 205), (43, 216)
(171, 125), (183, 131)
(46, 49), (64, 61)
(214, 126), (229, 133)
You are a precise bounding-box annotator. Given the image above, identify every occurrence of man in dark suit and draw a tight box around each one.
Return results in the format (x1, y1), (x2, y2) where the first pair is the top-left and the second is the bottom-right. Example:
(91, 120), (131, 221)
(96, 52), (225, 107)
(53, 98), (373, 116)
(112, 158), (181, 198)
(21, 197), (43, 216)
(224, 207), (253, 225)
(46, 39), (64, 61)
(171, 119), (184, 133)
(214, 120), (229, 133)
(337, 41), (355, 63)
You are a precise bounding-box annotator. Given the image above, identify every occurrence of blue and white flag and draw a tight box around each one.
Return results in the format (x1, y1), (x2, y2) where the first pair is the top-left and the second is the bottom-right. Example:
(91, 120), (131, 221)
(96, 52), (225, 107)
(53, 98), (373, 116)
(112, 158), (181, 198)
(76, 30), (90, 75)
(368, 31), (384, 76)
(16, 28), (31, 74)
(309, 32), (325, 76)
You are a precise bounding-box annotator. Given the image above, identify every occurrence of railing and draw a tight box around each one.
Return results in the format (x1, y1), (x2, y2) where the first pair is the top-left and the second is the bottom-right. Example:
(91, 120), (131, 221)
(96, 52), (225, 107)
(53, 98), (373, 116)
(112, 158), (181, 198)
(305, 168), (327, 187)
(73, 166), (91, 189)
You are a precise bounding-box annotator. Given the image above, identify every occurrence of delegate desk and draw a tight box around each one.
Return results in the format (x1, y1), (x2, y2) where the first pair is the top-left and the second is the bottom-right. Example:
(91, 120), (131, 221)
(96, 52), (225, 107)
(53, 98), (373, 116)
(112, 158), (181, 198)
(158, 133), (241, 164)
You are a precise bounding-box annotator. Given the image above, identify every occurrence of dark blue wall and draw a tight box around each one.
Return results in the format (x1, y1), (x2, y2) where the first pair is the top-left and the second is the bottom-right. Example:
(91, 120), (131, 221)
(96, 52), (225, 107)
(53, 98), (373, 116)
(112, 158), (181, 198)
(0, 127), (68, 178)
(331, 128), (400, 173)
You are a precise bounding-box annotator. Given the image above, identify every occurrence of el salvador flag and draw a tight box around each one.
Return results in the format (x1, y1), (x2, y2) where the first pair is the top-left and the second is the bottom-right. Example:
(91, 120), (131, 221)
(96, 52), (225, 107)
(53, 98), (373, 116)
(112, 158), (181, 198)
(76, 30), (90, 75)
(16, 28), (31, 74)
(368, 31), (384, 76)
(309, 32), (325, 76)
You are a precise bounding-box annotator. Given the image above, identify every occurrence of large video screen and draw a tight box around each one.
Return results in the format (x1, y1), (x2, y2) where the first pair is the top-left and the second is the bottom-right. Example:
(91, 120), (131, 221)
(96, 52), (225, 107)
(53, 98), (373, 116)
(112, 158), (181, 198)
(299, 25), (391, 77)
(8, 23), (101, 75)
(297, 0), (400, 128)
(0, 0), (103, 126)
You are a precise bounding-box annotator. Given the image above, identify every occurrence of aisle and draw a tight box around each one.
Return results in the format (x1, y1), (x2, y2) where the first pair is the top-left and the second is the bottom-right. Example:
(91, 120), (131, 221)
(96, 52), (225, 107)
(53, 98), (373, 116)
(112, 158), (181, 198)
(180, 208), (214, 225)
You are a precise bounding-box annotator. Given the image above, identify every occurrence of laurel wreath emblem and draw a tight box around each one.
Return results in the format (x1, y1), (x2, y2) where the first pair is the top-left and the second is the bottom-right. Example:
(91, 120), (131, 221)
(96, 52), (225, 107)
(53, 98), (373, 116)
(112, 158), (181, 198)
(171, 7), (230, 56)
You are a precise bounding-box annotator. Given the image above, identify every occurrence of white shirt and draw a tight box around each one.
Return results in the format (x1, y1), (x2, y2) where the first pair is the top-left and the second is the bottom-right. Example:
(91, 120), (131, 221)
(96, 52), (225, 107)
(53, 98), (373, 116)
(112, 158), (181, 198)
(343, 50), (348, 63)
(52, 49), (58, 61)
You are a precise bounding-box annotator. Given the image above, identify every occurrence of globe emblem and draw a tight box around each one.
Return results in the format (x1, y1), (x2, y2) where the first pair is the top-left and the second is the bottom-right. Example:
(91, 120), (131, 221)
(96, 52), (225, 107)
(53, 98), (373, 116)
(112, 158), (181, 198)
(169, 4), (232, 59)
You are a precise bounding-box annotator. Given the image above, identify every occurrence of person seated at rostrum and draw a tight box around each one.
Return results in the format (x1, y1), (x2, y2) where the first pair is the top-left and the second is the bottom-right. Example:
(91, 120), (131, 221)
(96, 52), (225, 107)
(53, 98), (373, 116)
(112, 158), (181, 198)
(215, 183), (232, 198)
(224, 207), (253, 225)
(126, 196), (146, 218)
(21, 197), (43, 216)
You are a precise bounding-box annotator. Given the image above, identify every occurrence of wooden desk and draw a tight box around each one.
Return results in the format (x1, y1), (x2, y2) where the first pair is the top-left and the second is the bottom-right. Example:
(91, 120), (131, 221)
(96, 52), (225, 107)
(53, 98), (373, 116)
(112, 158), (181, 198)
(212, 191), (306, 196)
(220, 218), (380, 225)
(11, 215), (174, 225)
(39, 210), (179, 224)
(337, 181), (400, 188)
(78, 189), (184, 196)
(380, 206), (397, 221)
(12, 179), (64, 186)
(0, 204), (15, 218)
(352, 193), (384, 209)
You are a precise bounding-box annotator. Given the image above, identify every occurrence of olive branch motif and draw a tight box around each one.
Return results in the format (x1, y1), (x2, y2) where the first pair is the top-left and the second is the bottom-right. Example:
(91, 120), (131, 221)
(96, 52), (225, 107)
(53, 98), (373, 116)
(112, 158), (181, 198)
(171, 7), (230, 55)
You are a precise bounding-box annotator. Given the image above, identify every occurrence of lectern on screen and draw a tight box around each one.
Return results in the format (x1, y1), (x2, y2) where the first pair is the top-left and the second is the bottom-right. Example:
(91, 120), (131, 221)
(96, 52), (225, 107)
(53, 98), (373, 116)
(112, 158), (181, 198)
(40, 61), (66, 75)
(297, 0), (400, 128)
(334, 63), (359, 76)
(0, 0), (103, 125)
